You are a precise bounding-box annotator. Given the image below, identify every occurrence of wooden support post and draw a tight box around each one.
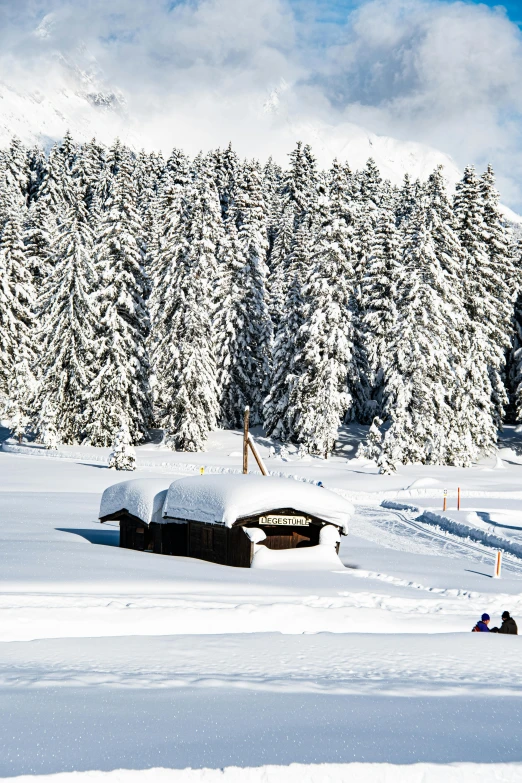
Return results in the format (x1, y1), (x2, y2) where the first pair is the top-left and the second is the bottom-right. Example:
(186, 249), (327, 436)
(457, 487), (461, 511)
(248, 433), (268, 476)
(243, 406), (250, 475)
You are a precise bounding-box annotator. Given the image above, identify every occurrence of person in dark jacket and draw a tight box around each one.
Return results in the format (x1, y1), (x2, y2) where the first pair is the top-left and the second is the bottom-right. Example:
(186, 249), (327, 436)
(472, 613), (491, 632)
(491, 611), (518, 635)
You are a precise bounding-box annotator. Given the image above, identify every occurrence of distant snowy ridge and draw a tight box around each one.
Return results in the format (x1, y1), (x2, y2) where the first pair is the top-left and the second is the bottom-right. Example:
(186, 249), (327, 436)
(1, 63), (519, 220)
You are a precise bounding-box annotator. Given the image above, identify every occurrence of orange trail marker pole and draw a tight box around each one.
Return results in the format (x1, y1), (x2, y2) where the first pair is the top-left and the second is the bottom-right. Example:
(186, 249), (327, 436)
(457, 487), (461, 511)
(443, 489), (447, 512)
(493, 550), (502, 579)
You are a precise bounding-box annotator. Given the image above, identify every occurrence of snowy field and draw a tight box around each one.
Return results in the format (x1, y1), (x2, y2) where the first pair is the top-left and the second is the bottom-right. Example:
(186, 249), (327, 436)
(2, 425), (522, 781)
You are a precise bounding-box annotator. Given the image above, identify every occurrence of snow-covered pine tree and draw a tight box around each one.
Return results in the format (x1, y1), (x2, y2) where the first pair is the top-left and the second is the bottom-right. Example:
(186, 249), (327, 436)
(350, 158), (385, 423)
(370, 197), (458, 470)
(215, 220), (245, 427)
(149, 153), (191, 371)
(5, 352), (33, 443)
(76, 138), (106, 213)
(149, 150), (190, 278)
(85, 146), (152, 446)
(27, 145), (47, 205)
(269, 142), (319, 320)
(135, 149), (163, 214)
(361, 190), (401, 416)
(59, 130), (78, 174)
(34, 141), (74, 238)
(0, 208), (35, 417)
(36, 181), (97, 443)
(212, 143), (239, 224)
(507, 235), (522, 421)
(152, 164), (222, 451)
(165, 148), (190, 184)
(423, 166), (486, 466)
(263, 273), (304, 441)
(0, 139), (29, 236)
(36, 398), (59, 450)
(96, 138), (123, 208)
(263, 157), (282, 261)
(286, 187), (354, 455)
(454, 165), (512, 439)
(396, 173), (415, 226)
(325, 159), (373, 424)
(24, 199), (54, 285)
(216, 160), (272, 427)
(108, 422), (136, 471)
(2, 137), (29, 208)
(479, 164), (515, 426)
(263, 176), (322, 442)
(137, 150), (165, 276)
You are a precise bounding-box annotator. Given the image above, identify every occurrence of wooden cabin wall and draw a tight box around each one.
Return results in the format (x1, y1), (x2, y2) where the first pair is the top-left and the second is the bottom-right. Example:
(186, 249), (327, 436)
(150, 522), (188, 556)
(119, 517), (154, 552)
(228, 526), (254, 568)
(188, 521), (228, 565)
(182, 522), (254, 568)
(113, 508), (335, 568)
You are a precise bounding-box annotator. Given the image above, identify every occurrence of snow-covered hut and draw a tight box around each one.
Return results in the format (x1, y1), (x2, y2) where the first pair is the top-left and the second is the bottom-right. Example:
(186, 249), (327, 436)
(99, 478), (172, 553)
(99, 474), (353, 568)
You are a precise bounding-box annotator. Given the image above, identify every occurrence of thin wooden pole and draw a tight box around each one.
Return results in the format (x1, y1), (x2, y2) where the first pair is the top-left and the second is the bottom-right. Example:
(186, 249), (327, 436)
(457, 487), (461, 511)
(443, 490), (447, 512)
(248, 434), (268, 476)
(243, 406), (250, 474)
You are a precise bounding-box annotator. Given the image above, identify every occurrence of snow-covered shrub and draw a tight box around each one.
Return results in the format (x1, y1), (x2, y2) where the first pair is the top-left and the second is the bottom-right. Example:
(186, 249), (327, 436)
(42, 422), (58, 450)
(108, 424), (136, 471)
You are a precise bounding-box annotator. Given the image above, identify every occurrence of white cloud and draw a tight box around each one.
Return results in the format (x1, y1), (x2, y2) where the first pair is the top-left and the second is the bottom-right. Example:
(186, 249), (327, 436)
(1, 0), (522, 207)
(315, 0), (522, 204)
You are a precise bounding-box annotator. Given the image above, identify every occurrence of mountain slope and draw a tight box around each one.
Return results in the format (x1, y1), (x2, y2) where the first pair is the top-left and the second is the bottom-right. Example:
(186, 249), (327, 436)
(0, 55), (519, 225)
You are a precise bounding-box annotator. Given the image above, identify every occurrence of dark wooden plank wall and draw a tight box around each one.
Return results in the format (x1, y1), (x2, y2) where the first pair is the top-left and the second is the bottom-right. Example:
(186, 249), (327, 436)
(188, 521), (228, 565)
(228, 525), (254, 568)
(150, 521), (188, 556)
(119, 517), (154, 552)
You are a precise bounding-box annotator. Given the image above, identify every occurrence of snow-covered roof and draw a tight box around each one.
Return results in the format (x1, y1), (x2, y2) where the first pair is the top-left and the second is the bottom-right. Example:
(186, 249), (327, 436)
(99, 479), (169, 525)
(162, 474), (353, 533)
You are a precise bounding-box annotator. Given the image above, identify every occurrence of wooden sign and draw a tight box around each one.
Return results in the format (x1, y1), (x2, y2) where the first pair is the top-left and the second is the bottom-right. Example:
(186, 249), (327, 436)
(259, 515), (310, 526)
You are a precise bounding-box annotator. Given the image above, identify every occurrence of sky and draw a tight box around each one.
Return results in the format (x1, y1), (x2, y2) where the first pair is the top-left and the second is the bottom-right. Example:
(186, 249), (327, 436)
(1, 0), (522, 208)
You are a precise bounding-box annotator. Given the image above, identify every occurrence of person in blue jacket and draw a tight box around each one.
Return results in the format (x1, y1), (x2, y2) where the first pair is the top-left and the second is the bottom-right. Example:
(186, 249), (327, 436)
(472, 613), (491, 632)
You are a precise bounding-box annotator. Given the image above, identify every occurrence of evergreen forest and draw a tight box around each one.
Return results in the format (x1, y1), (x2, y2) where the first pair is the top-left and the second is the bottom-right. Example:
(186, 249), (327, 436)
(0, 133), (519, 472)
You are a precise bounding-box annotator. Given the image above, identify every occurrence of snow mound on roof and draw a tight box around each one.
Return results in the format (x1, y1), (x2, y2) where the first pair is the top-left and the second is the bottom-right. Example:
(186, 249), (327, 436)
(99, 479), (169, 524)
(163, 474), (353, 533)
